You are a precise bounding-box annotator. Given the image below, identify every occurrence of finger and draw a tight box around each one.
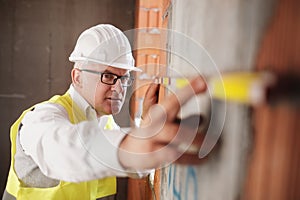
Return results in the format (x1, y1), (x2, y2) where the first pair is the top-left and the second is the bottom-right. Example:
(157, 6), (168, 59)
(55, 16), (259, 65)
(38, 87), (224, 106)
(142, 83), (160, 119)
(152, 146), (180, 168)
(167, 126), (205, 154)
(152, 122), (179, 144)
(144, 83), (160, 103)
(177, 131), (205, 154)
(143, 108), (205, 150)
(161, 76), (207, 121)
(175, 153), (207, 165)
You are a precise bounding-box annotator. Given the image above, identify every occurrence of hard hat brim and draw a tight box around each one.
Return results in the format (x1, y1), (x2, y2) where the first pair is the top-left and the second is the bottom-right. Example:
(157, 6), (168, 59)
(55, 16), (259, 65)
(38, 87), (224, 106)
(69, 56), (142, 72)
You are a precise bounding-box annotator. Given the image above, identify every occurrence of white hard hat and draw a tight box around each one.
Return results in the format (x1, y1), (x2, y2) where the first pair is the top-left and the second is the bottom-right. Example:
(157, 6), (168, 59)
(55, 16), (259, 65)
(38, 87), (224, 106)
(69, 24), (141, 72)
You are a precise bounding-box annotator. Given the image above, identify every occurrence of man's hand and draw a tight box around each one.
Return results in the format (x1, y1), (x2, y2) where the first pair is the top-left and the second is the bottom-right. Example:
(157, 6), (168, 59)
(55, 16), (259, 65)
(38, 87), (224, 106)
(119, 76), (207, 171)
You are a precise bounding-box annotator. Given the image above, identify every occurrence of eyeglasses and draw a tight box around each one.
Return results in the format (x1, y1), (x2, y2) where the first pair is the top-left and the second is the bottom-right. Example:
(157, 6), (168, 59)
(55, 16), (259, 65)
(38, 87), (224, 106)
(78, 69), (134, 87)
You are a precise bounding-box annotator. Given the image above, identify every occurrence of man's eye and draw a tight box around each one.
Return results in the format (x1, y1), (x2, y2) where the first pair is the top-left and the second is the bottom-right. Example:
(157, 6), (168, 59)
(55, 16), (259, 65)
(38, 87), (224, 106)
(103, 74), (115, 79)
(121, 76), (130, 81)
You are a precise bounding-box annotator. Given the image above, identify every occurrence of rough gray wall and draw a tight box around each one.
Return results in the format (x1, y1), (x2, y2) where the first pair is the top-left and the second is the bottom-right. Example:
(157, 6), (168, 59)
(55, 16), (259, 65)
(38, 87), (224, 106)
(0, 0), (135, 195)
(159, 0), (277, 199)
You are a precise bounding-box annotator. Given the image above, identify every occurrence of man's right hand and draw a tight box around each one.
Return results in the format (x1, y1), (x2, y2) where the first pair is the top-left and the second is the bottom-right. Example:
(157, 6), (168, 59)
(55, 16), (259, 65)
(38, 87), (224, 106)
(119, 76), (207, 171)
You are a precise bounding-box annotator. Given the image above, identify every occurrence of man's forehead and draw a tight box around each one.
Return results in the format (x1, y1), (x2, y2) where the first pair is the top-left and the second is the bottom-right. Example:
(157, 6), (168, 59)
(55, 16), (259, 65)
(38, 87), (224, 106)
(86, 64), (130, 74)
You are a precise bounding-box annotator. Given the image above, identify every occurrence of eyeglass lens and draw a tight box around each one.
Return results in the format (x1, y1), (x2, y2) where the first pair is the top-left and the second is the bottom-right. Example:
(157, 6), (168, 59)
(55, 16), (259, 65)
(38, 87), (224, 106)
(101, 73), (133, 86)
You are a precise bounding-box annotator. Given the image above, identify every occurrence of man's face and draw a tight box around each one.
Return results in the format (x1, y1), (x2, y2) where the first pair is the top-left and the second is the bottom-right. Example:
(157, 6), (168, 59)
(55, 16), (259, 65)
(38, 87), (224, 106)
(76, 64), (130, 116)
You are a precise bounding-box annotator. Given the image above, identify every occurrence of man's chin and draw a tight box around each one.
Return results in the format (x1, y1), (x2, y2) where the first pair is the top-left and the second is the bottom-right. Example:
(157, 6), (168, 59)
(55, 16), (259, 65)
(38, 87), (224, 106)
(110, 102), (123, 115)
(96, 107), (120, 116)
(106, 105), (121, 115)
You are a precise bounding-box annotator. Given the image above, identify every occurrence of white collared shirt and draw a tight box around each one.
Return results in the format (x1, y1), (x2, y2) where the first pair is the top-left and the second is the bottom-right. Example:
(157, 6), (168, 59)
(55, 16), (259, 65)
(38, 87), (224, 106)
(19, 85), (129, 182)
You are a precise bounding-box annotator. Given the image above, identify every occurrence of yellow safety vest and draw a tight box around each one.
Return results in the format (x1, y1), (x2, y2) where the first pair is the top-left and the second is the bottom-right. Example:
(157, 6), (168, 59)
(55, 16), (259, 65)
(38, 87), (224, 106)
(5, 92), (116, 200)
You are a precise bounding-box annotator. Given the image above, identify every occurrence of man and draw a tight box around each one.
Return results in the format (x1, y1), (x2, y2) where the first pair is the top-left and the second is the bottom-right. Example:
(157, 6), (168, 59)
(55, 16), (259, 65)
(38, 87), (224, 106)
(2, 24), (207, 200)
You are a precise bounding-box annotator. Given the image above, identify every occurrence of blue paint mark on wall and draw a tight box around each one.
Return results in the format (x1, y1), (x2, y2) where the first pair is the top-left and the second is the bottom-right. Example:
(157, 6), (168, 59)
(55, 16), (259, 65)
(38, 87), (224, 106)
(167, 165), (198, 200)
(185, 166), (198, 200)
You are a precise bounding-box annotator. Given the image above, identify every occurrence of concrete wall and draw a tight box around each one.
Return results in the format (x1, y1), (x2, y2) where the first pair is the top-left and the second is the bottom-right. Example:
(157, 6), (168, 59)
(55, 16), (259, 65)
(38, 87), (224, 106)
(159, 0), (277, 199)
(0, 0), (135, 195)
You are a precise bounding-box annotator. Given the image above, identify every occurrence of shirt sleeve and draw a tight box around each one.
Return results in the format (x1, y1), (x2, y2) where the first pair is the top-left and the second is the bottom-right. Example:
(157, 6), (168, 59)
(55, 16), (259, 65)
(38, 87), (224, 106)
(19, 102), (129, 182)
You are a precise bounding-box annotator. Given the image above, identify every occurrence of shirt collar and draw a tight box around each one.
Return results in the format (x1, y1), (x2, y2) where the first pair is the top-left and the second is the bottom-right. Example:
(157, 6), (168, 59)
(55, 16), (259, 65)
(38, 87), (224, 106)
(68, 84), (97, 120)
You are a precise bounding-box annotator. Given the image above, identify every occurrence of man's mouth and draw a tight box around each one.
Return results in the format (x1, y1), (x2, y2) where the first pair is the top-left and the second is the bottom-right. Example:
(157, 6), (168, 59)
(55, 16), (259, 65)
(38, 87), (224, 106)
(107, 97), (122, 101)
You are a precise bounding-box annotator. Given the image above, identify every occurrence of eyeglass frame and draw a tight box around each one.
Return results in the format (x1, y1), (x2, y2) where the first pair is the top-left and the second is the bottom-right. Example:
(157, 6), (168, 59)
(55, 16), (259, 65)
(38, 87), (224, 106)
(77, 68), (134, 87)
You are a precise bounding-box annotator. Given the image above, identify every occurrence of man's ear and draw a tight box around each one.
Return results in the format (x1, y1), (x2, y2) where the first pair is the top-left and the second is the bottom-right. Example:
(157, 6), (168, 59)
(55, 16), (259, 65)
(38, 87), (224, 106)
(71, 68), (82, 88)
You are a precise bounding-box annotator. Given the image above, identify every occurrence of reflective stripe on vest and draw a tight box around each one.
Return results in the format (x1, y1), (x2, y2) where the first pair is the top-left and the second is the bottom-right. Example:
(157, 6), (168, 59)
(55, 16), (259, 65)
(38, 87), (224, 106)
(5, 92), (116, 200)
